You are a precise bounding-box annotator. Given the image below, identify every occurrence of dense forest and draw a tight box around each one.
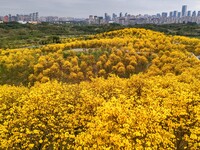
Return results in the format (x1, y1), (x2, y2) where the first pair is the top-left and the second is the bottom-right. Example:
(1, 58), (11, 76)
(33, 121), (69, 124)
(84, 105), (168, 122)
(1, 22), (200, 49)
(0, 27), (200, 149)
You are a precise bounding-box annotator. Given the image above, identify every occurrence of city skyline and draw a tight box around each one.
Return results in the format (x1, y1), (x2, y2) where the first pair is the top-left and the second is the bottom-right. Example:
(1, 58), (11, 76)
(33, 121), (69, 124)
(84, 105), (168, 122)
(2, 5), (200, 25)
(1, 0), (200, 18)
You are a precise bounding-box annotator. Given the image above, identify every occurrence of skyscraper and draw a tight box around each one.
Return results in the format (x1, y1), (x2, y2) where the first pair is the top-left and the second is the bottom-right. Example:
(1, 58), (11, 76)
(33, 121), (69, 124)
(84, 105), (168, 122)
(112, 13), (117, 20)
(187, 11), (191, 17)
(125, 13), (128, 17)
(178, 12), (181, 18)
(169, 11), (173, 17)
(182, 5), (187, 17)
(8, 14), (11, 22)
(192, 11), (197, 17)
(173, 11), (178, 17)
(198, 11), (200, 17)
(162, 12), (168, 18)
(3, 15), (9, 22)
(119, 12), (123, 18)
(104, 13), (111, 22)
(156, 13), (161, 18)
(105, 13), (108, 19)
(36, 12), (39, 21)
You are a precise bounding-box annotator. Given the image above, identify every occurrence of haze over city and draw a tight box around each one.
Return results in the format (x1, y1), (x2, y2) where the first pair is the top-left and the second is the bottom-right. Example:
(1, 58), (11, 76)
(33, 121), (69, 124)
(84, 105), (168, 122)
(1, 0), (200, 18)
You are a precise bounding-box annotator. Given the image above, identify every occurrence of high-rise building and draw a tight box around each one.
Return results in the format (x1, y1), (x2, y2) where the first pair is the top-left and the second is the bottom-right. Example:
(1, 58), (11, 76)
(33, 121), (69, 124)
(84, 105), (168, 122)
(35, 12), (39, 21)
(98, 16), (104, 24)
(162, 12), (168, 18)
(112, 13), (117, 20)
(173, 11), (178, 17)
(89, 15), (93, 20)
(104, 13), (111, 22)
(94, 16), (98, 24)
(187, 11), (191, 17)
(3, 15), (9, 22)
(198, 11), (200, 17)
(182, 5), (187, 17)
(119, 12), (123, 18)
(104, 13), (108, 19)
(169, 11), (173, 17)
(178, 12), (181, 18)
(192, 11), (197, 17)
(94, 16), (97, 20)
(8, 14), (12, 22)
(11, 16), (17, 22)
(16, 14), (19, 21)
(33, 13), (36, 21)
(88, 15), (93, 24)
(30, 13), (33, 21)
(156, 13), (161, 18)
(125, 13), (128, 17)
(0, 16), (3, 21)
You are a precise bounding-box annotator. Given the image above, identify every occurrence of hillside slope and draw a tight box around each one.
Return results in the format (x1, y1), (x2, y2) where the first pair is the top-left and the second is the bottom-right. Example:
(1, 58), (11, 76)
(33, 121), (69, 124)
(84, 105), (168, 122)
(1, 28), (200, 85)
(0, 28), (200, 149)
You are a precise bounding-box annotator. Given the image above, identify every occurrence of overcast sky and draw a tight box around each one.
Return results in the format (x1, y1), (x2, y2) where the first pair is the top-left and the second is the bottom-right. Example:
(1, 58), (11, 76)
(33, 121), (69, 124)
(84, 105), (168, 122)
(1, 0), (200, 18)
